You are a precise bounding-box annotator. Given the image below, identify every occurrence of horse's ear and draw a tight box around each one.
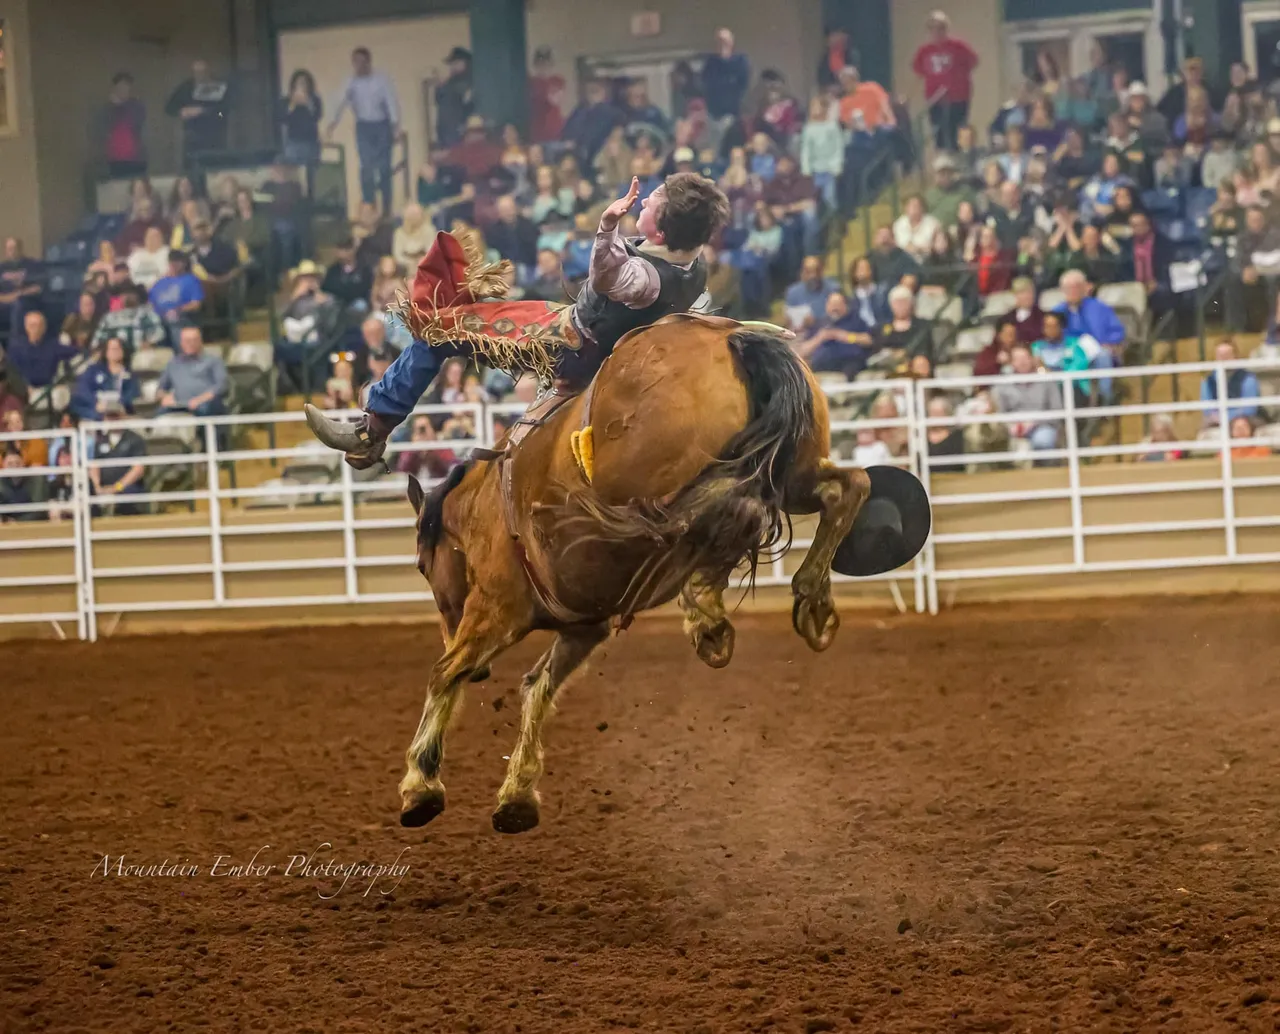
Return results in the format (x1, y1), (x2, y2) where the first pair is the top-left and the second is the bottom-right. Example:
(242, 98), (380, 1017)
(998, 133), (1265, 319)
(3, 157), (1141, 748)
(406, 474), (426, 516)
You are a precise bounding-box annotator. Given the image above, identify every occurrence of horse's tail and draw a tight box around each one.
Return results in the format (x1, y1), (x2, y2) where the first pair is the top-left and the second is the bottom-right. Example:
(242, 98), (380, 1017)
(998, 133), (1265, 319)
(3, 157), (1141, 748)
(565, 328), (814, 610)
(720, 327), (815, 519)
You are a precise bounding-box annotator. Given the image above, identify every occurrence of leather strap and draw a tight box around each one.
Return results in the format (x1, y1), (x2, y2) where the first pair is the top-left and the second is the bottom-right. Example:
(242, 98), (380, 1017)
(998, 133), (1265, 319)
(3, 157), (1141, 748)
(579, 376), (597, 430)
(494, 389), (589, 625)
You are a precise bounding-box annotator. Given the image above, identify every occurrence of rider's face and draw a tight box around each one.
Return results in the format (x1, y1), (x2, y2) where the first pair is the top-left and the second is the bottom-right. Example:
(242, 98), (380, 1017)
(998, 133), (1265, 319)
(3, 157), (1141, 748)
(636, 185), (665, 242)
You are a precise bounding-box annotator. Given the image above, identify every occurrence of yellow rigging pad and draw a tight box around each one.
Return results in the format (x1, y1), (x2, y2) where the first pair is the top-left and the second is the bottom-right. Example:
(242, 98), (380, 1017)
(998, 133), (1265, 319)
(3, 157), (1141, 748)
(570, 426), (594, 483)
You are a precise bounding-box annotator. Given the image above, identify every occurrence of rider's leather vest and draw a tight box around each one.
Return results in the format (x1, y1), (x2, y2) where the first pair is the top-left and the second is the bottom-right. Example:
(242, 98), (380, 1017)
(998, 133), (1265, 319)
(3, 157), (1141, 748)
(572, 239), (707, 349)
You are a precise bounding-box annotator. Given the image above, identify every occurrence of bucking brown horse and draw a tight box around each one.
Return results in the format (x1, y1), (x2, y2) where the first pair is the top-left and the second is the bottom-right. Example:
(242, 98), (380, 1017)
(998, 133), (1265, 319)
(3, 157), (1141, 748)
(339, 312), (928, 834)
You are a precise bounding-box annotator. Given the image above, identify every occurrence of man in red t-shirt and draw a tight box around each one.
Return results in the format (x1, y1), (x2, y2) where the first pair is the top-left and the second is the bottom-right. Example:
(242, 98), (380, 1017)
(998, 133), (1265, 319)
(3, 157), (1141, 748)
(911, 11), (978, 151)
(528, 47), (565, 143)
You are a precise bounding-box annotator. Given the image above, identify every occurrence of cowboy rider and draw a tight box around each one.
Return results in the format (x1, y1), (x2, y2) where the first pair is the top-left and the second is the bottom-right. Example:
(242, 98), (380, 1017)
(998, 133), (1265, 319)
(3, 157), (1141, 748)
(307, 172), (731, 469)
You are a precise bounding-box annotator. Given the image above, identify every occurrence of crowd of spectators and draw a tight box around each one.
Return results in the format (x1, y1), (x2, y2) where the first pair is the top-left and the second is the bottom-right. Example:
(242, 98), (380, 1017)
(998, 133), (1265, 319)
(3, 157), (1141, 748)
(6, 25), (900, 519)
(776, 15), (1278, 466)
(6, 19), (1279, 525)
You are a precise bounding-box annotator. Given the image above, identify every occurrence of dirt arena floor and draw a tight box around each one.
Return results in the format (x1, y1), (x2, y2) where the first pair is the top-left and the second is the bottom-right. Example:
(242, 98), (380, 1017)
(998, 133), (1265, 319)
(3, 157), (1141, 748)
(4, 595), (1280, 1033)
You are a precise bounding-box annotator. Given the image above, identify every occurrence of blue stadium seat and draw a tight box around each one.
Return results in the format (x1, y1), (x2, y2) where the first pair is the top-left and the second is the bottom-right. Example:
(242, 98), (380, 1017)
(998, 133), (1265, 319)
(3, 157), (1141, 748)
(1162, 219), (1201, 245)
(1141, 189), (1181, 218)
(1183, 187), (1216, 229)
(56, 238), (91, 264)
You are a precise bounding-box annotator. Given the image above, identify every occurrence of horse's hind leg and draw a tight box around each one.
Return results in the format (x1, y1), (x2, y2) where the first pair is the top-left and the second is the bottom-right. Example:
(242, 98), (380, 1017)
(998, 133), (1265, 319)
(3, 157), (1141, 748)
(791, 460), (870, 652)
(492, 622), (609, 834)
(679, 569), (735, 669)
(399, 592), (529, 827)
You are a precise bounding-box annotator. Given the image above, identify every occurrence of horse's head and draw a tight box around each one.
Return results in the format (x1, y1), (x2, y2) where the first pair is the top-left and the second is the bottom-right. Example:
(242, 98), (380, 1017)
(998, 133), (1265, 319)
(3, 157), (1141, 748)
(406, 475), (429, 577)
(404, 461), (470, 581)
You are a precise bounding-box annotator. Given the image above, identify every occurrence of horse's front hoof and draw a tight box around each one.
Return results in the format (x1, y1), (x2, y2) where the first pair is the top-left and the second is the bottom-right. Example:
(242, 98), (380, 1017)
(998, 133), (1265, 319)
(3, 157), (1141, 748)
(492, 796), (540, 834)
(400, 786), (446, 827)
(695, 619), (735, 669)
(469, 666), (491, 683)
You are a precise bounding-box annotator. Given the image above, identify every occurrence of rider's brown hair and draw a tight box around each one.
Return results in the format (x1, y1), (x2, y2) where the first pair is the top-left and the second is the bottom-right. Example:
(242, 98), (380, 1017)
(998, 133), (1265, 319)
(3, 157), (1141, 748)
(657, 173), (731, 253)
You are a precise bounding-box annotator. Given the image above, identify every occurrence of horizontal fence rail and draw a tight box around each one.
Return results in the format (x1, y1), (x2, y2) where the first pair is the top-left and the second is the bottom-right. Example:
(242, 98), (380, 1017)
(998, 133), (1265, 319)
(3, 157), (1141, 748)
(1, 358), (1278, 640)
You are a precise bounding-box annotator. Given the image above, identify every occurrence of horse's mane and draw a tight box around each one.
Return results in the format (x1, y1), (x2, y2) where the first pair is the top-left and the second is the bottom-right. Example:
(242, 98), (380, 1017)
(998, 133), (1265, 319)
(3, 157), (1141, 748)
(418, 460), (472, 555)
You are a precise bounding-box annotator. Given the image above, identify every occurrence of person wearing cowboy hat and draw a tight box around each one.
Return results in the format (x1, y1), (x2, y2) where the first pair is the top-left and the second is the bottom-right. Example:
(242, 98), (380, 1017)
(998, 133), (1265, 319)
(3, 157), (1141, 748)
(444, 113), (502, 180)
(912, 10), (978, 150)
(435, 46), (474, 148)
(276, 260), (339, 392)
(328, 46), (401, 216)
(924, 153), (976, 228)
(1123, 80), (1171, 151)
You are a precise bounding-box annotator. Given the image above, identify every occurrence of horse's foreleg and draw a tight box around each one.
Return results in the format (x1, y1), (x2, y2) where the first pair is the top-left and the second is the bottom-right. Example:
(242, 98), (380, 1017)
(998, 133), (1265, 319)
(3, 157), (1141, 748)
(492, 623), (609, 834)
(679, 569), (736, 668)
(791, 460), (870, 652)
(400, 594), (528, 827)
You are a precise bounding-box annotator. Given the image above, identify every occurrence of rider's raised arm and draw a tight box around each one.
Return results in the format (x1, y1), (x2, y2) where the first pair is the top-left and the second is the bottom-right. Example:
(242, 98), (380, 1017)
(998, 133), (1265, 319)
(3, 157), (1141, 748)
(589, 221), (660, 310)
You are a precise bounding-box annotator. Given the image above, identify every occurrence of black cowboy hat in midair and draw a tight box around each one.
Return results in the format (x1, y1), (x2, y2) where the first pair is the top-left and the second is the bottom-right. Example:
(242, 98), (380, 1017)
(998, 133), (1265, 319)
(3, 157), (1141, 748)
(831, 465), (931, 577)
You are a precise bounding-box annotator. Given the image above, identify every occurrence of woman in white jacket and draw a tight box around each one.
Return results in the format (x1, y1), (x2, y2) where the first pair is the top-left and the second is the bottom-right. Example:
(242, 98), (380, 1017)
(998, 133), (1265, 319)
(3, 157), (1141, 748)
(126, 227), (171, 290)
(892, 195), (941, 262)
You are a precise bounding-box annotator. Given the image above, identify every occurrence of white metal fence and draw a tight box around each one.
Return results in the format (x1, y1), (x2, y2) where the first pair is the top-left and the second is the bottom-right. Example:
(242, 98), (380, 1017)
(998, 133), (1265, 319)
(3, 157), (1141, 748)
(2, 359), (1278, 640)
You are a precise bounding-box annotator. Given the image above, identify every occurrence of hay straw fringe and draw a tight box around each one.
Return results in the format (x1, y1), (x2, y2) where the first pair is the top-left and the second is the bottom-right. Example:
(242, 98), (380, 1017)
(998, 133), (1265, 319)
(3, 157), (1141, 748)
(392, 224), (558, 380)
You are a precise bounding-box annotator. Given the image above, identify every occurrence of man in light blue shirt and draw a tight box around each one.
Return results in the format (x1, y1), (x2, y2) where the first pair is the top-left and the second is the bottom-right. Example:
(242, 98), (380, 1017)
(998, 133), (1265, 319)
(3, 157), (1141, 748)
(328, 47), (400, 215)
(1201, 340), (1262, 426)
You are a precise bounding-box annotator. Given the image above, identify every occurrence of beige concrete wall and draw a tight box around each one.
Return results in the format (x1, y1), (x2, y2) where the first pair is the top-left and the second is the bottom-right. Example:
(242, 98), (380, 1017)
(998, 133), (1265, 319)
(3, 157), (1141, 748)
(0, 0), (43, 250)
(891, 0), (1002, 132)
(25, 0), (234, 246)
(278, 14), (472, 219)
(526, 0), (823, 98)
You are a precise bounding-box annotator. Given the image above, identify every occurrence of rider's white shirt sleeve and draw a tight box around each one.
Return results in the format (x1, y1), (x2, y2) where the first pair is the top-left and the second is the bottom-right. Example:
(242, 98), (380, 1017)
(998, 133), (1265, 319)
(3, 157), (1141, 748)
(589, 224), (661, 309)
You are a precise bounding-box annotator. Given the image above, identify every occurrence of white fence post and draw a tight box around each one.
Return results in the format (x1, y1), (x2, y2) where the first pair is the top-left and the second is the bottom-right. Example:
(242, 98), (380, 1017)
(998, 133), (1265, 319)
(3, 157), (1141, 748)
(340, 447), (359, 600)
(205, 422), (226, 604)
(1062, 379), (1085, 568)
(76, 425), (100, 642)
(71, 430), (88, 641)
(1215, 366), (1238, 559)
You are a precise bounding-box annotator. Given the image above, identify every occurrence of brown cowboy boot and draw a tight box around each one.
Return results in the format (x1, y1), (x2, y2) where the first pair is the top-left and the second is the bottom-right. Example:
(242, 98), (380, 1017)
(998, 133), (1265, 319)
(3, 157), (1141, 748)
(303, 404), (399, 470)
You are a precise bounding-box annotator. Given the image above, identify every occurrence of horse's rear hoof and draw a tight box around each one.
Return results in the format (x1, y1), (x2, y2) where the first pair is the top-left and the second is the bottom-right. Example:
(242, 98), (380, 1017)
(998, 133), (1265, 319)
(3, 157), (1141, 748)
(492, 797), (540, 834)
(793, 594), (839, 653)
(400, 787), (446, 828)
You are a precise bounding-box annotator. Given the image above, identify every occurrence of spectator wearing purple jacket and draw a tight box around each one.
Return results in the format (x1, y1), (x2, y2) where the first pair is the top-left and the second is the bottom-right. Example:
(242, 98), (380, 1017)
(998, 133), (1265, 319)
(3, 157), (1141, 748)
(6, 310), (78, 389)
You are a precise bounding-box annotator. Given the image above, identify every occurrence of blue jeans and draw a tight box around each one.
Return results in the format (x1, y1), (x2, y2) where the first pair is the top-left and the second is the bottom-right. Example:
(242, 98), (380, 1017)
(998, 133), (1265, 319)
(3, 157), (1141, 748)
(727, 250), (772, 316)
(808, 339), (868, 379)
(813, 173), (838, 211)
(1028, 423), (1059, 451)
(367, 338), (457, 421)
(159, 398), (226, 418)
(356, 120), (394, 213)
